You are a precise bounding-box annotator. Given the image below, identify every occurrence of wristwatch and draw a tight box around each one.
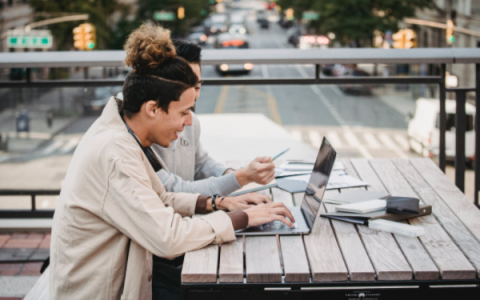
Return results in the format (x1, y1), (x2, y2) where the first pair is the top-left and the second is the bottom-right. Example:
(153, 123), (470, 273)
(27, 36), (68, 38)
(212, 194), (219, 211)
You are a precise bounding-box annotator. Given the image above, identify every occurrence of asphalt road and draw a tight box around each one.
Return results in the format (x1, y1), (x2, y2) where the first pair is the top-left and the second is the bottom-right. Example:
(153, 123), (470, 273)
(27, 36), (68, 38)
(0, 11), (475, 204)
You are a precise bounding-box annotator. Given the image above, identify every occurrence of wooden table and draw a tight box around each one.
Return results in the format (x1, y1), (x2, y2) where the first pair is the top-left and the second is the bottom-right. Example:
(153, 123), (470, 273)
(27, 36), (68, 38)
(181, 158), (480, 299)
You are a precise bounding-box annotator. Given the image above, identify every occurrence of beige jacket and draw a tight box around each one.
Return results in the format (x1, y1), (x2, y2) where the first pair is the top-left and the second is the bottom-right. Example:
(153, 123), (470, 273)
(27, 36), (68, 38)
(49, 98), (236, 300)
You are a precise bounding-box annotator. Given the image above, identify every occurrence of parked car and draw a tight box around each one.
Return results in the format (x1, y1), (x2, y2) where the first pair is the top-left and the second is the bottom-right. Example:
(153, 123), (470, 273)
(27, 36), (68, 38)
(408, 98), (476, 166)
(215, 33), (253, 75)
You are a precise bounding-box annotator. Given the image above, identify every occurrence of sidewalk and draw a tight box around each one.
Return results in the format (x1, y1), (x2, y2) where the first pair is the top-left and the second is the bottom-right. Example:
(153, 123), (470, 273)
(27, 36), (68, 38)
(0, 98), (78, 155)
(0, 233), (49, 299)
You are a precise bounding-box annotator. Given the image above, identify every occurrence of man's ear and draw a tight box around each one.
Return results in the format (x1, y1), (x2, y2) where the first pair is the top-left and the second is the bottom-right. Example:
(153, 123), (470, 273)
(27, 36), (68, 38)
(144, 100), (158, 118)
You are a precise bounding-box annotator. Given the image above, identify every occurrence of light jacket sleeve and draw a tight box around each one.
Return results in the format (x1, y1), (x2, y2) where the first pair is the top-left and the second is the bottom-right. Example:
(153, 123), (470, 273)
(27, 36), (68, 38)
(157, 168), (241, 196)
(102, 133), (236, 259)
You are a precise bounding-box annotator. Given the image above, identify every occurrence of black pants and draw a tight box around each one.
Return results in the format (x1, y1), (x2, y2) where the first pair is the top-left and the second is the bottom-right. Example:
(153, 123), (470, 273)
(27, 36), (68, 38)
(152, 255), (184, 300)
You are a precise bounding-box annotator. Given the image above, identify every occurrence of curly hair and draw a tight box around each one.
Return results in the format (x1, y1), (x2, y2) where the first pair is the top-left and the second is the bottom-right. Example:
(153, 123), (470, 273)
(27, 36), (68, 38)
(124, 24), (176, 74)
(121, 24), (198, 116)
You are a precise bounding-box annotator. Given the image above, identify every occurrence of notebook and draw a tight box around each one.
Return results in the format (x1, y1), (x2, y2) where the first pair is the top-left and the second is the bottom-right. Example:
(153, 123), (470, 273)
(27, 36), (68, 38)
(323, 190), (390, 205)
(228, 179), (277, 196)
(321, 205), (432, 225)
(334, 199), (386, 214)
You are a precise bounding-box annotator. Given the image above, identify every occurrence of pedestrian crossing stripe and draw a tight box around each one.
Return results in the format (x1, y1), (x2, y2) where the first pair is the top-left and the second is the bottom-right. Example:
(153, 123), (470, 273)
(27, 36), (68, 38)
(289, 129), (412, 155)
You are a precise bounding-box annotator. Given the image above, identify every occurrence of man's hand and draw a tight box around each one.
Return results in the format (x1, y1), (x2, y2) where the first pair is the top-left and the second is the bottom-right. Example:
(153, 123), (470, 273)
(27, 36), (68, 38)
(244, 202), (296, 228)
(218, 193), (272, 211)
(235, 156), (275, 186)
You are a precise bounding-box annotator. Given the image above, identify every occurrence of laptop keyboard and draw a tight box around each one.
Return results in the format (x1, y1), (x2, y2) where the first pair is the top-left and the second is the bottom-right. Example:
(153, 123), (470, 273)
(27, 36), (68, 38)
(262, 220), (298, 230)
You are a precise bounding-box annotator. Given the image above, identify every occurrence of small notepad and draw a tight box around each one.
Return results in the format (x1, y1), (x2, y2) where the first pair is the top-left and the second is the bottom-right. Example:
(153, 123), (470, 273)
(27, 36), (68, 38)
(335, 199), (386, 214)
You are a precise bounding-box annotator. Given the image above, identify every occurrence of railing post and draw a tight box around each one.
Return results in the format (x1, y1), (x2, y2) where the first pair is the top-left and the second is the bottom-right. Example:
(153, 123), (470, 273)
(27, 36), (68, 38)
(475, 63), (480, 207)
(31, 194), (36, 211)
(439, 64), (447, 172)
(315, 64), (321, 82)
(455, 90), (466, 193)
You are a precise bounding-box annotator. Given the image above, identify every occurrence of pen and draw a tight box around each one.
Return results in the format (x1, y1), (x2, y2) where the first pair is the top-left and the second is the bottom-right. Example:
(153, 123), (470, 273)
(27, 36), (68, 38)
(270, 148), (290, 162)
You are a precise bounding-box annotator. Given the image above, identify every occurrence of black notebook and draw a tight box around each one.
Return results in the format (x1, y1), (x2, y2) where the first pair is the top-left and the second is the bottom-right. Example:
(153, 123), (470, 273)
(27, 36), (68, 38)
(321, 205), (432, 225)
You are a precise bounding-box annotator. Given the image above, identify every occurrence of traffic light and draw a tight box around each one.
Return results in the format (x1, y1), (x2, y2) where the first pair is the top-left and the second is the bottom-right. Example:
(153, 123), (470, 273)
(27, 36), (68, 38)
(446, 19), (455, 44)
(285, 8), (294, 21)
(72, 23), (96, 50)
(83, 23), (96, 50)
(392, 29), (417, 49)
(73, 25), (85, 50)
(178, 7), (185, 19)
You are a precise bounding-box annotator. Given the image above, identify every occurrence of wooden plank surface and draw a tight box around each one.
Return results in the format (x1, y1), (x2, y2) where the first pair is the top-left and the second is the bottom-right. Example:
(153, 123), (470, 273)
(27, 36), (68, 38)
(245, 236), (283, 282)
(182, 244), (219, 282)
(347, 159), (412, 281)
(280, 235), (311, 282)
(23, 267), (49, 300)
(349, 159), (439, 280)
(304, 203), (348, 282)
(393, 159), (480, 277)
(357, 158), (439, 280)
(271, 188), (294, 206)
(219, 237), (244, 282)
(323, 188), (376, 281)
(370, 159), (475, 279)
(410, 158), (480, 244)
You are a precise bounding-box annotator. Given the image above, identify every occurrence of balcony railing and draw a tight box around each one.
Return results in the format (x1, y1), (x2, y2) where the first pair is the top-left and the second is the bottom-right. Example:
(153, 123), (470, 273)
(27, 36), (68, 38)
(0, 48), (479, 219)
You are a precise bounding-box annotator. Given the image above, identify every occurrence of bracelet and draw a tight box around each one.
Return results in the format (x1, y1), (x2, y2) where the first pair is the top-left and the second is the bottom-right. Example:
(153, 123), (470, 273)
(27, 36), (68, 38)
(211, 194), (219, 211)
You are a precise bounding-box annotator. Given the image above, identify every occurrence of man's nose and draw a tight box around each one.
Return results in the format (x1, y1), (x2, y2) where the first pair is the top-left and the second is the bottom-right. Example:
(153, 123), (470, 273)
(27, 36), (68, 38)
(184, 112), (193, 126)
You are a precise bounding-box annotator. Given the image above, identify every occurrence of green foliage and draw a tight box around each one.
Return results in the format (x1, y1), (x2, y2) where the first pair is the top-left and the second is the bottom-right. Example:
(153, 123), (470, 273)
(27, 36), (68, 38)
(29, 0), (128, 50)
(277, 0), (435, 47)
(136, 0), (211, 37)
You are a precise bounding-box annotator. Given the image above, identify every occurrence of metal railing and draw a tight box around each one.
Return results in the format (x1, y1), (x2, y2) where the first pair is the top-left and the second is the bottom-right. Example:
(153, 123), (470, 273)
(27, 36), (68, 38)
(0, 48), (479, 219)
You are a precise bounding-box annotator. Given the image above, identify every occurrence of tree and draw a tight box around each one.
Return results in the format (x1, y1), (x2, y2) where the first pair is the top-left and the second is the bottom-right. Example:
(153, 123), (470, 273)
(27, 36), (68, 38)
(136, 0), (210, 38)
(29, 0), (128, 50)
(277, 0), (436, 47)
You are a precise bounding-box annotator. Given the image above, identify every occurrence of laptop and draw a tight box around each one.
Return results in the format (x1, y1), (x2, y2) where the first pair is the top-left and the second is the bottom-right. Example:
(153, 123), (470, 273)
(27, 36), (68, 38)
(236, 137), (337, 236)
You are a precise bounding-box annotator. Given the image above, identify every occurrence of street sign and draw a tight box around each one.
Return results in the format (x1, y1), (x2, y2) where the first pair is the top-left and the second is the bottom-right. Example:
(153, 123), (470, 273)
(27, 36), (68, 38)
(154, 11), (176, 21)
(7, 29), (53, 49)
(302, 11), (320, 21)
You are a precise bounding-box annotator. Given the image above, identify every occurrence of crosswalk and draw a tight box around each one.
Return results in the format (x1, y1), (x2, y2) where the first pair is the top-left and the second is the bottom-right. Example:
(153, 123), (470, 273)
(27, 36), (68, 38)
(38, 135), (82, 156)
(286, 126), (420, 159)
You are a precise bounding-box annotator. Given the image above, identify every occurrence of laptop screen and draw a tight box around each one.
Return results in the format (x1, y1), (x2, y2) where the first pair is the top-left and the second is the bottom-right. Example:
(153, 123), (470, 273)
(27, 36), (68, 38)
(300, 137), (337, 229)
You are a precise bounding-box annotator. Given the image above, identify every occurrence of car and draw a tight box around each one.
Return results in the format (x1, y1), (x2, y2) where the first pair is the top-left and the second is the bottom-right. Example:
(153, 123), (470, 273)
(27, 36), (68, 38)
(408, 98), (476, 167)
(208, 14), (229, 35)
(333, 65), (372, 95)
(215, 33), (253, 75)
(286, 26), (306, 47)
(258, 17), (269, 29)
(82, 87), (121, 116)
(187, 26), (208, 45)
(229, 24), (247, 35)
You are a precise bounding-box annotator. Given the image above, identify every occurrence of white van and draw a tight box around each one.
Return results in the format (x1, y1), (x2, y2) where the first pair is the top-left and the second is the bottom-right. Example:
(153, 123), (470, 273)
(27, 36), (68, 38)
(408, 98), (476, 166)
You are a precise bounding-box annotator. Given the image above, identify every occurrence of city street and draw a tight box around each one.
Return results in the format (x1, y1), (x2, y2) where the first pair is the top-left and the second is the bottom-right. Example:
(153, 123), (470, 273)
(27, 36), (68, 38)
(0, 12), (475, 206)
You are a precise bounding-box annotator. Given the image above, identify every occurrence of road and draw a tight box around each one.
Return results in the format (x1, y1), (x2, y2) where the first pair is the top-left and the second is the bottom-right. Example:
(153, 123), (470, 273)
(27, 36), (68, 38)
(0, 11), (475, 206)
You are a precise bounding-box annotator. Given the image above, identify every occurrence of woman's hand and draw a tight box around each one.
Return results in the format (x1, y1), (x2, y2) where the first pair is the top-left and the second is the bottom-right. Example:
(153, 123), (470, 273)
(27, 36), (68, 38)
(218, 193), (272, 211)
(244, 202), (296, 228)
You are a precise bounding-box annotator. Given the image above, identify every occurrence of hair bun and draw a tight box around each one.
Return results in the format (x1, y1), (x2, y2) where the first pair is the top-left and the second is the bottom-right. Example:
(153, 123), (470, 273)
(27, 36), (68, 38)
(124, 24), (176, 74)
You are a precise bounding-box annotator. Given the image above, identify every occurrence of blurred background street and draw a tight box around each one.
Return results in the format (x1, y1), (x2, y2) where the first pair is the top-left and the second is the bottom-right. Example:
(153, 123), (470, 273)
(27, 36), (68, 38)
(0, 0), (478, 208)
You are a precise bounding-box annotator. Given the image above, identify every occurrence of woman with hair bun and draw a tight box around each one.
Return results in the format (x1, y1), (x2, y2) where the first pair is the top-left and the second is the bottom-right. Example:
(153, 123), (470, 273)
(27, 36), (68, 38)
(49, 24), (294, 300)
